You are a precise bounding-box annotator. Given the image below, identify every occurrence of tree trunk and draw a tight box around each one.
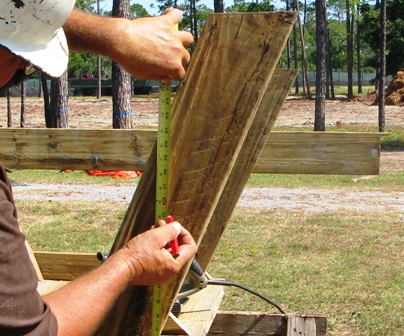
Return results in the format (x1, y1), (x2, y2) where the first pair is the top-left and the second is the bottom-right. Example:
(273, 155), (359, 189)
(50, 71), (69, 128)
(378, 0), (386, 132)
(97, 0), (102, 99)
(292, 9), (299, 95)
(112, 0), (132, 129)
(314, 0), (327, 131)
(326, 22), (335, 99)
(20, 79), (26, 128)
(191, 0), (199, 45)
(295, 0), (311, 99)
(41, 72), (52, 128)
(286, 0), (291, 69)
(356, 4), (362, 95)
(346, 0), (354, 98)
(214, 0), (224, 12)
(7, 89), (11, 127)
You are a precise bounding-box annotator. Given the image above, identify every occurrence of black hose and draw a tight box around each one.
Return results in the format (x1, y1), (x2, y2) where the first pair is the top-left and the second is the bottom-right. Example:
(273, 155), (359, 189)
(207, 280), (286, 314)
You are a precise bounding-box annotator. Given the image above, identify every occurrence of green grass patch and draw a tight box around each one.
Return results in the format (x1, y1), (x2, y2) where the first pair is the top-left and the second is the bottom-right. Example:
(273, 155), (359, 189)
(208, 208), (404, 336)
(247, 172), (404, 191)
(18, 200), (126, 253)
(19, 201), (404, 336)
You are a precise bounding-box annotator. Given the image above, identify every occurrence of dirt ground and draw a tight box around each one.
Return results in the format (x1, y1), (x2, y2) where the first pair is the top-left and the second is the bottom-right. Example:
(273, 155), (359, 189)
(1, 96), (403, 173)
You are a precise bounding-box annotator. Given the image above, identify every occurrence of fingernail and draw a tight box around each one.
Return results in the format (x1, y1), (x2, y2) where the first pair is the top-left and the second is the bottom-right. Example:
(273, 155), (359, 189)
(172, 222), (181, 234)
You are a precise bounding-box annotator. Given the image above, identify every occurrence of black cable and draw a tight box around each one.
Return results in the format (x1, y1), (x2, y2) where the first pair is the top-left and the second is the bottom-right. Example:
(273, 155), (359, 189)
(207, 280), (286, 315)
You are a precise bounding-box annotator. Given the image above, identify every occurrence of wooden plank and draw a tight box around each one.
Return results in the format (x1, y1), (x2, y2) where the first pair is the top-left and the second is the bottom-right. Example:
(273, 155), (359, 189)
(0, 128), (155, 170)
(198, 68), (297, 270)
(172, 284), (224, 336)
(95, 12), (297, 336)
(25, 240), (43, 281)
(207, 312), (327, 336)
(287, 315), (317, 336)
(0, 129), (384, 175)
(255, 131), (386, 175)
(37, 280), (69, 296)
(34, 251), (100, 281)
(163, 314), (191, 335)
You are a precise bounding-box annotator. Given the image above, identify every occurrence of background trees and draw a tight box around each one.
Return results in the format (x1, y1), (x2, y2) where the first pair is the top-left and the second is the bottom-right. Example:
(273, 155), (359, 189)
(28, 0), (392, 132)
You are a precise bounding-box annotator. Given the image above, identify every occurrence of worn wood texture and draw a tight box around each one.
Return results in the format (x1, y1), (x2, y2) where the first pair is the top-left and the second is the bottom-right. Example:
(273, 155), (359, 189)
(256, 131), (386, 175)
(34, 251), (100, 281)
(95, 12), (297, 336)
(0, 128), (385, 175)
(287, 315), (318, 336)
(0, 128), (154, 170)
(197, 68), (297, 270)
(207, 312), (327, 336)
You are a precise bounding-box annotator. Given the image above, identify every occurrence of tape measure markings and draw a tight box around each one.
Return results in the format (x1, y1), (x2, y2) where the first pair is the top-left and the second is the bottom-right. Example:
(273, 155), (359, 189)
(152, 83), (172, 336)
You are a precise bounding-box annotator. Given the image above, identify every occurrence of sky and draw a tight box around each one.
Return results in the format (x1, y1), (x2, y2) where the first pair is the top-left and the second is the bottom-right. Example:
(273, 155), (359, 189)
(102, 0), (284, 15)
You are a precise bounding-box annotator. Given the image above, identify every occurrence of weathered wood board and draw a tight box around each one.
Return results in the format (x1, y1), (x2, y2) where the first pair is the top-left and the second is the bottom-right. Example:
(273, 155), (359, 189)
(0, 128), (154, 170)
(95, 12), (297, 336)
(0, 128), (385, 175)
(207, 312), (327, 336)
(257, 131), (386, 175)
(34, 251), (100, 281)
(197, 68), (297, 270)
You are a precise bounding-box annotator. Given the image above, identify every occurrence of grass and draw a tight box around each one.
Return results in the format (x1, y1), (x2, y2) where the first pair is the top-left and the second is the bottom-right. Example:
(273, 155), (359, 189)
(18, 201), (404, 336)
(209, 208), (404, 336)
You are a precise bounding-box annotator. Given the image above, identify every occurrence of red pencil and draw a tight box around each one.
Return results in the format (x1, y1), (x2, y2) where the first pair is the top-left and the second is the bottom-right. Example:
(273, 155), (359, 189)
(166, 215), (179, 258)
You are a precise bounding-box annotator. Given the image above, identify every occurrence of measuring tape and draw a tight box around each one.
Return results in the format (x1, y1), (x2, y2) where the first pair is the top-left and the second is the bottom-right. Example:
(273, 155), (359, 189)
(152, 22), (179, 336)
(152, 82), (172, 336)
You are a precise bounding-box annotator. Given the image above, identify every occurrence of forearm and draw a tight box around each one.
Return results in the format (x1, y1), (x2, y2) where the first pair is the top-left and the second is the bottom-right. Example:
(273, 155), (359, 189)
(63, 9), (125, 59)
(42, 253), (130, 336)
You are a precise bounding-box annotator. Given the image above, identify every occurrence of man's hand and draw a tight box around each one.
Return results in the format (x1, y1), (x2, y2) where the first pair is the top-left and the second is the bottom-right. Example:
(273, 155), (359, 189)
(64, 8), (193, 83)
(116, 8), (193, 83)
(113, 221), (197, 286)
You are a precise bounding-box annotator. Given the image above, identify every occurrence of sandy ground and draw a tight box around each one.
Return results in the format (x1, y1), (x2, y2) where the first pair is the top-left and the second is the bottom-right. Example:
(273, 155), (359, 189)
(1, 96), (404, 130)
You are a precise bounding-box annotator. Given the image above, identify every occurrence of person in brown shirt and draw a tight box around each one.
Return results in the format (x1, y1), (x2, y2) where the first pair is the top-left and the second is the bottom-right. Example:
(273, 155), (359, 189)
(0, 1), (196, 335)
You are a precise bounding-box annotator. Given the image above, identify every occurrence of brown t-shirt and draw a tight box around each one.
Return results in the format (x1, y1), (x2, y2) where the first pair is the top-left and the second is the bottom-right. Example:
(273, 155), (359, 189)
(0, 163), (57, 335)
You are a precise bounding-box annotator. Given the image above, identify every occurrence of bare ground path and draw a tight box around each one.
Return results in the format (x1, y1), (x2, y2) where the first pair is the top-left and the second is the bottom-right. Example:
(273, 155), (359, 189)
(11, 182), (404, 214)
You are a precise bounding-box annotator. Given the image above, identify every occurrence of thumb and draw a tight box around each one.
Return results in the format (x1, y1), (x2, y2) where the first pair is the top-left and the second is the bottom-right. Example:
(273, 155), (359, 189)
(154, 222), (181, 247)
(162, 8), (183, 24)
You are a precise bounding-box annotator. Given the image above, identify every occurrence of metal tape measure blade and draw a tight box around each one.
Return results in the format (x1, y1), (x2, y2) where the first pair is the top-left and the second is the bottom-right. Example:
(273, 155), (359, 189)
(152, 83), (172, 335)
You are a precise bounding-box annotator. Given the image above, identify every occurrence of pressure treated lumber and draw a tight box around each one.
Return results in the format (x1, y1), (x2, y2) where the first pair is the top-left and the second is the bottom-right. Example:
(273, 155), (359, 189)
(95, 12), (297, 336)
(256, 131), (385, 175)
(0, 129), (385, 175)
(34, 251), (100, 281)
(197, 68), (297, 270)
(207, 312), (327, 336)
(0, 128), (154, 170)
(171, 284), (224, 336)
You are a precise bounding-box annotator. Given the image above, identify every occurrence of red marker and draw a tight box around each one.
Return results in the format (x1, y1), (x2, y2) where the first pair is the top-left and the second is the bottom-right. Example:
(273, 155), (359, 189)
(166, 215), (179, 258)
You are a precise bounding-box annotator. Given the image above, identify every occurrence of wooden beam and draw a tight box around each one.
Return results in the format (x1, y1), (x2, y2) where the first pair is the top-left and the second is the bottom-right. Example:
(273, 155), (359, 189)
(34, 251), (100, 281)
(197, 68), (297, 270)
(172, 284), (224, 336)
(95, 12), (297, 336)
(207, 312), (327, 336)
(0, 129), (385, 175)
(0, 128), (154, 170)
(256, 131), (386, 175)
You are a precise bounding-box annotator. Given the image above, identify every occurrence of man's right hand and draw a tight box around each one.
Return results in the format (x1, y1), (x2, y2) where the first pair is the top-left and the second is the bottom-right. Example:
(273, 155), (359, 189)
(112, 221), (197, 286)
